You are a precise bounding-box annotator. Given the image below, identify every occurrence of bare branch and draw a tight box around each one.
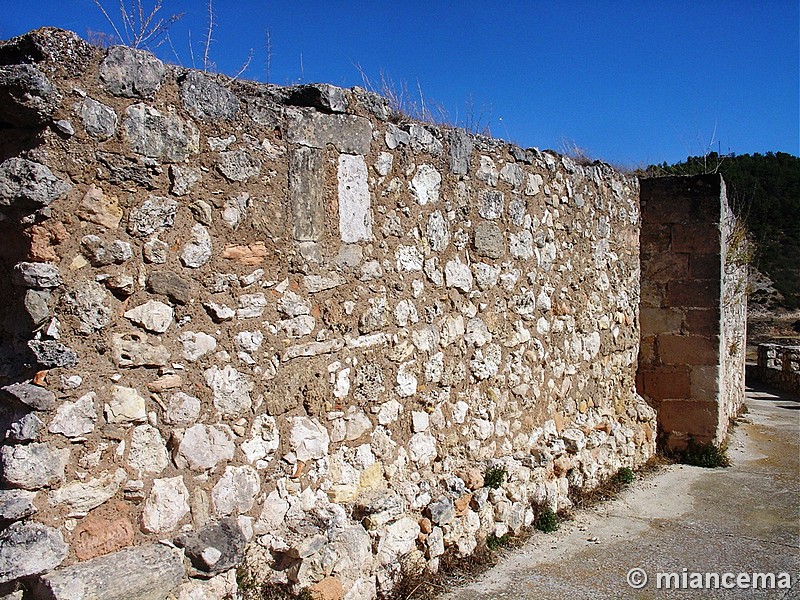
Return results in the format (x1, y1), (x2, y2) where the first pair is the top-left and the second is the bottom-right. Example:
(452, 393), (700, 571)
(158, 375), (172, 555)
(203, 0), (215, 71)
(91, 0), (124, 45)
(232, 48), (254, 81)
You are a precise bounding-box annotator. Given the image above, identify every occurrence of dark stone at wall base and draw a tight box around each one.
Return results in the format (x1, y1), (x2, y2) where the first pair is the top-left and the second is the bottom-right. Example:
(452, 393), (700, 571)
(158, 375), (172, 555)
(174, 517), (246, 575)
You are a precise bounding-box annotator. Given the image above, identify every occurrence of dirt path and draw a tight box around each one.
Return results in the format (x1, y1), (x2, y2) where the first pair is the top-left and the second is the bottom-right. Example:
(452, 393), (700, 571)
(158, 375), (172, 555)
(443, 384), (800, 599)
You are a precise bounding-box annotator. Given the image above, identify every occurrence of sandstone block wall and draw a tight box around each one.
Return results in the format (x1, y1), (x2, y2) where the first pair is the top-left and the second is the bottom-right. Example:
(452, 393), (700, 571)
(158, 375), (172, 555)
(0, 28), (656, 599)
(638, 175), (746, 449)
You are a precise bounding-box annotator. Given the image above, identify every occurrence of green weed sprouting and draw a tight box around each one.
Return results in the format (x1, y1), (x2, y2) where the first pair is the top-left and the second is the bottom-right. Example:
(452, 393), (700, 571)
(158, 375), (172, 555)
(486, 533), (511, 551)
(681, 438), (731, 468)
(616, 467), (635, 484)
(535, 507), (559, 533)
(483, 466), (507, 489)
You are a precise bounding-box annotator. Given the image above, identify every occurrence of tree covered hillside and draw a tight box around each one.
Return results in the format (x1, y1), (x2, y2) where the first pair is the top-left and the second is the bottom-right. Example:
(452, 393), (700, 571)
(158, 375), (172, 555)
(642, 152), (800, 309)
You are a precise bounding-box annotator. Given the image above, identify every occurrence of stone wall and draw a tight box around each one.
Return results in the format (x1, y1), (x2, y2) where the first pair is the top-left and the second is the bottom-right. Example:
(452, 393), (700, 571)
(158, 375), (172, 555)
(753, 344), (800, 395)
(0, 28), (656, 599)
(637, 175), (746, 449)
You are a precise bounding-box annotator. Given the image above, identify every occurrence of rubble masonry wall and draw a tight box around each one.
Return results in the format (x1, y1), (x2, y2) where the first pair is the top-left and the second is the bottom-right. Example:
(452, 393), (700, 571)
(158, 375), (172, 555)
(0, 29), (656, 599)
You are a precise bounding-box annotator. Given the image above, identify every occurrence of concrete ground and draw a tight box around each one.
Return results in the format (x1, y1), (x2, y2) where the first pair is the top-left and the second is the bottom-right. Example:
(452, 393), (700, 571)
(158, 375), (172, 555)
(444, 383), (800, 599)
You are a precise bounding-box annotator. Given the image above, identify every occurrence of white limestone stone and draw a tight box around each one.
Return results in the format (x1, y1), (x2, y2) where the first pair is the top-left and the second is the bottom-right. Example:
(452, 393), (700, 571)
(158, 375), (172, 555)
(124, 300), (173, 333)
(178, 331), (217, 361)
(410, 164), (441, 206)
(141, 476), (190, 533)
(212, 465), (260, 516)
(290, 417), (330, 461)
(338, 154), (372, 243)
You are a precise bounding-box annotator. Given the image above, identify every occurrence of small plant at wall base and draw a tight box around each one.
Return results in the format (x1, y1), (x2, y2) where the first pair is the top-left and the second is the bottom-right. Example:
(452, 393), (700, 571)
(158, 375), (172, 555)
(616, 467), (635, 484)
(678, 438), (731, 468)
(486, 533), (511, 551)
(483, 466), (506, 489)
(535, 508), (559, 533)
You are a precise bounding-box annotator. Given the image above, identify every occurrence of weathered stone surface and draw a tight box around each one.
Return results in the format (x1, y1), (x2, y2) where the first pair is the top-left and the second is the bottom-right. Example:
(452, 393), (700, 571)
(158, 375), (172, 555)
(178, 424), (235, 471)
(127, 195), (178, 237)
(221, 242), (266, 264)
(287, 83), (348, 113)
(34, 543), (184, 600)
(143, 236), (169, 263)
(448, 129), (473, 174)
(241, 415), (279, 466)
(179, 331), (217, 362)
(376, 516), (419, 566)
(408, 432), (437, 465)
(338, 154), (372, 243)
(286, 109), (371, 154)
(473, 222), (505, 258)
(509, 230), (534, 260)
(80, 235), (132, 266)
(180, 71), (240, 119)
(7, 411), (46, 442)
(141, 476), (190, 533)
(409, 124), (443, 155)
(1, 442), (68, 490)
(124, 299), (173, 333)
(0, 158), (71, 211)
(0, 521), (67, 583)
(71, 511), (136, 561)
(218, 149), (261, 182)
(291, 416), (330, 461)
(164, 392), (201, 426)
(100, 46), (165, 98)
(105, 385), (147, 424)
(48, 392), (96, 438)
(2, 381), (55, 411)
(127, 424), (169, 474)
(169, 165), (202, 196)
(237, 293), (267, 318)
(425, 211), (450, 252)
(176, 518), (246, 574)
(13, 262), (61, 288)
(124, 104), (199, 163)
(28, 340), (78, 369)
(147, 271), (192, 305)
(25, 289), (51, 325)
(444, 257), (473, 292)
(0, 489), (38, 522)
(211, 466), (260, 516)
(410, 164), (441, 206)
(0, 64), (59, 126)
(48, 468), (126, 517)
(111, 332), (170, 368)
(61, 281), (112, 334)
(290, 146), (325, 242)
(476, 155), (498, 186)
(426, 497), (455, 525)
(478, 189), (504, 219)
(180, 224), (213, 268)
(205, 365), (252, 416)
(204, 302), (236, 322)
(78, 97), (117, 140)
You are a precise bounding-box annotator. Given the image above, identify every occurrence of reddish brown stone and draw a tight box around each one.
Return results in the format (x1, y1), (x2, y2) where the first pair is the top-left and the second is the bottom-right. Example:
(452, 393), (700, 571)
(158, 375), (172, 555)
(221, 242), (267, 265)
(658, 334), (719, 366)
(683, 309), (720, 335)
(72, 511), (135, 561)
(671, 224), (719, 254)
(310, 577), (344, 600)
(418, 517), (432, 534)
(454, 493), (473, 516)
(641, 252), (689, 283)
(640, 307), (682, 336)
(657, 399), (719, 447)
(639, 223), (672, 253)
(641, 368), (691, 401)
(689, 253), (721, 279)
(27, 221), (69, 262)
(666, 279), (719, 308)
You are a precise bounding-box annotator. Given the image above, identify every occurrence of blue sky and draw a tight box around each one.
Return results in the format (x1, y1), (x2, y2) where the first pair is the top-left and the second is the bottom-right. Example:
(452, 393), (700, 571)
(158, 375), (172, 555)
(2, 1), (798, 167)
